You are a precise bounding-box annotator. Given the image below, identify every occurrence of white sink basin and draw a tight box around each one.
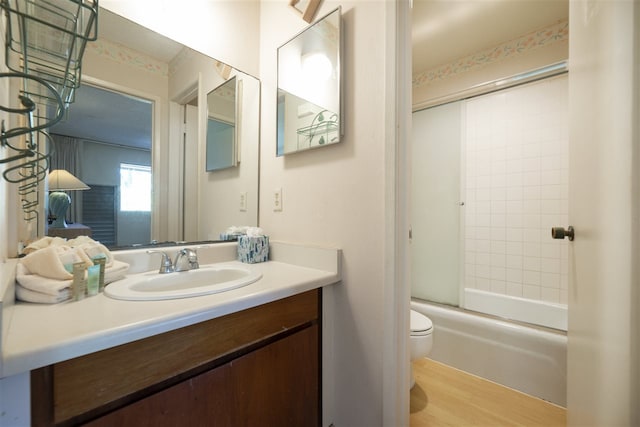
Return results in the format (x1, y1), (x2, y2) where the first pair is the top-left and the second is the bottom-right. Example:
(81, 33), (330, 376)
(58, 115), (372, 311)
(104, 263), (262, 301)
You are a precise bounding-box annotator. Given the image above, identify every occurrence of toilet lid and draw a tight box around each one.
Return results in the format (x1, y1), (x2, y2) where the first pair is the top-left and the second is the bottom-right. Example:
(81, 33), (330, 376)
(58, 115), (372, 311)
(410, 310), (433, 334)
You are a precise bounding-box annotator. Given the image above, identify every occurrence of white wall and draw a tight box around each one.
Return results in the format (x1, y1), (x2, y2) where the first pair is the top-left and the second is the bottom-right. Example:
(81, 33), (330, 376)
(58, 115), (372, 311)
(100, 0), (260, 77)
(259, 2), (403, 425)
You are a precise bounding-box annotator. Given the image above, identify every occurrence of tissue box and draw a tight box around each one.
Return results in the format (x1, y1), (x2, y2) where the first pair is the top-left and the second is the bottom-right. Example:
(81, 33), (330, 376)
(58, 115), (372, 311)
(237, 235), (269, 263)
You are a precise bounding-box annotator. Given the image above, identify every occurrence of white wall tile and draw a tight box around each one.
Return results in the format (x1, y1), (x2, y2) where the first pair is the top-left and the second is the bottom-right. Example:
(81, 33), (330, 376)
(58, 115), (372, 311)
(506, 268), (523, 283)
(476, 201), (491, 214)
(491, 266), (506, 281)
(491, 214), (506, 227)
(476, 277), (491, 291)
(523, 172), (541, 186)
(541, 272), (560, 288)
(506, 241), (523, 255)
(491, 240), (507, 254)
(506, 282), (524, 297)
(476, 252), (491, 266)
(491, 200), (507, 214)
(506, 172), (523, 187)
(523, 256), (541, 271)
(523, 242), (541, 257)
(476, 227), (491, 240)
(507, 227), (524, 242)
(523, 270), (541, 285)
(540, 243), (561, 259)
(476, 264), (491, 279)
(523, 285), (541, 300)
(491, 253), (506, 267)
(506, 186), (523, 200)
(506, 215), (524, 229)
(523, 228), (541, 242)
(476, 239), (491, 252)
(491, 187), (506, 200)
(540, 258), (561, 274)
(506, 255), (523, 269)
(477, 214), (491, 227)
(490, 280), (507, 294)
(523, 214), (541, 228)
(490, 227), (506, 240)
(506, 200), (523, 214)
(540, 287), (560, 303)
(523, 199), (541, 213)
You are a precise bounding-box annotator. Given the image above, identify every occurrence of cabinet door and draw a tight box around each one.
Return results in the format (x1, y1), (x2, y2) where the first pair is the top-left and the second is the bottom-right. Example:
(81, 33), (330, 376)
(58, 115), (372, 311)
(86, 325), (320, 427)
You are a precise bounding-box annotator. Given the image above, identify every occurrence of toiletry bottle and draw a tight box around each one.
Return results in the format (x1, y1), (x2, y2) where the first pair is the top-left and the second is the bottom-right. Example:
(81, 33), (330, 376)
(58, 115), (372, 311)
(87, 265), (100, 296)
(72, 262), (87, 301)
(92, 255), (107, 291)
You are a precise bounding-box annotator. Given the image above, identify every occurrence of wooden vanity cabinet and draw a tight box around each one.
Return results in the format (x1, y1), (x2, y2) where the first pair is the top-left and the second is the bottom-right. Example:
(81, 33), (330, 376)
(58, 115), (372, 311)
(31, 289), (321, 427)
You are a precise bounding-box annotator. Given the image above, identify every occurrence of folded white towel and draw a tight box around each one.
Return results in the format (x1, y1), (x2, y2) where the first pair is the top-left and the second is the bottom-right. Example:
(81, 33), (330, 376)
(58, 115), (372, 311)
(16, 259), (129, 304)
(16, 263), (72, 296)
(104, 260), (129, 284)
(17, 236), (130, 304)
(16, 284), (71, 304)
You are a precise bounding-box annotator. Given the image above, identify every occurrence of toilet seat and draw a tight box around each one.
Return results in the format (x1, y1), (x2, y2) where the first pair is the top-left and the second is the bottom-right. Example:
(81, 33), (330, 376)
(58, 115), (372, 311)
(410, 310), (433, 336)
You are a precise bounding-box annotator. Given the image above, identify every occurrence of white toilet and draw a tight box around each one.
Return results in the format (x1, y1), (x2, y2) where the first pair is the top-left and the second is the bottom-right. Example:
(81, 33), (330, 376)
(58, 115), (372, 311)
(410, 309), (433, 389)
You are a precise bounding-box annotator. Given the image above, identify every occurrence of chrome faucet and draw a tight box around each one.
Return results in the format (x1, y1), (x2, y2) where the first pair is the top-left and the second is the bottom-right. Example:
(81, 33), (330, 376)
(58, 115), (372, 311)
(174, 248), (199, 272)
(147, 250), (174, 274)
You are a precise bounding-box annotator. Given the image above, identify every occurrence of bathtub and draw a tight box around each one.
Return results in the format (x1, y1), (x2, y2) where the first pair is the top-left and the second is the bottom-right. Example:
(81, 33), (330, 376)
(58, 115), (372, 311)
(411, 298), (567, 406)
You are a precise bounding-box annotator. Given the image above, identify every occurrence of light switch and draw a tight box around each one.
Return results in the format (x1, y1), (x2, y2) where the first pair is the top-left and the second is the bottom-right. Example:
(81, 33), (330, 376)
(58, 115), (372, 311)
(239, 192), (247, 212)
(273, 188), (283, 212)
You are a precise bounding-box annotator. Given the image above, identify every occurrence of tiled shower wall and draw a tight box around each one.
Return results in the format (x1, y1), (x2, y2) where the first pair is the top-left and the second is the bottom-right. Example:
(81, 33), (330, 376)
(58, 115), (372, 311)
(463, 75), (569, 305)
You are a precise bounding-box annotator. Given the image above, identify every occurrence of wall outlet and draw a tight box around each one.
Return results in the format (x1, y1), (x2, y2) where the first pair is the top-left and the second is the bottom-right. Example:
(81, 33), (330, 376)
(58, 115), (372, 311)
(273, 188), (283, 212)
(239, 192), (247, 212)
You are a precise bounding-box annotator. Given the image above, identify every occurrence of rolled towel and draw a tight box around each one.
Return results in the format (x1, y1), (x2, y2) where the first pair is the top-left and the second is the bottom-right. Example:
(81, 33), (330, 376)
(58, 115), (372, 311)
(23, 236), (67, 255)
(20, 246), (93, 280)
(16, 284), (71, 304)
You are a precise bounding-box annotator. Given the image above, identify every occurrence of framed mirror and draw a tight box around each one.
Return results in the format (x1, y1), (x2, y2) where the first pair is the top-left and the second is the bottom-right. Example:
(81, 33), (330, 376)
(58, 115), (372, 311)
(206, 76), (237, 172)
(277, 7), (342, 156)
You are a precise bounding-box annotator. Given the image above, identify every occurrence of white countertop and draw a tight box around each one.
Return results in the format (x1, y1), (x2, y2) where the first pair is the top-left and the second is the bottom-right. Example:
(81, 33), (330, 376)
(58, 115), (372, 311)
(0, 242), (341, 377)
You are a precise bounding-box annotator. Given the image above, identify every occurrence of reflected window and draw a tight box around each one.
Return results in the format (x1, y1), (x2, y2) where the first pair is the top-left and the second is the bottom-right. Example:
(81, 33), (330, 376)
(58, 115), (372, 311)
(120, 163), (151, 212)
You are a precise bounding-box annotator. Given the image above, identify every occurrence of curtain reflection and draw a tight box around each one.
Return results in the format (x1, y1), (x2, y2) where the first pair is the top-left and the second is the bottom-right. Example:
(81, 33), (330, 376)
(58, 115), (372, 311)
(49, 134), (83, 224)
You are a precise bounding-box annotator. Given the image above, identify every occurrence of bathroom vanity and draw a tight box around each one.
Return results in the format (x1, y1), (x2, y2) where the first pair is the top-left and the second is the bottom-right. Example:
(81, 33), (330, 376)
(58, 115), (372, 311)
(33, 289), (320, 426)
(0, 242), (341, 426)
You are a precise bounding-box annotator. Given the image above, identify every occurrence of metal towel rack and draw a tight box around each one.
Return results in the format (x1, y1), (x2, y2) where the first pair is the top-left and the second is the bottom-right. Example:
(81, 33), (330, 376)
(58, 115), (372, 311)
(0, 0), (98, 224)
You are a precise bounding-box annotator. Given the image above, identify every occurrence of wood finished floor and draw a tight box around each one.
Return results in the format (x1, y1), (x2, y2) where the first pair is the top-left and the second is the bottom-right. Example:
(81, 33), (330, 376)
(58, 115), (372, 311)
(410, 358), (566, 427)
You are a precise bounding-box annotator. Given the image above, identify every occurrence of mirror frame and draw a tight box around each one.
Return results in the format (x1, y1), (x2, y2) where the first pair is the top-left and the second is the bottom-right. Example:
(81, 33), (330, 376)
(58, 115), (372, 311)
(276, 6), (342, 156)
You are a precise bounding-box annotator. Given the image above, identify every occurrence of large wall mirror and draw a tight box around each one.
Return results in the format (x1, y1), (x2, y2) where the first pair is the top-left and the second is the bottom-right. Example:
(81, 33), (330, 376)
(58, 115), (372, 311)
(48, 7), (260, 248)
(277, 7), (342, 156)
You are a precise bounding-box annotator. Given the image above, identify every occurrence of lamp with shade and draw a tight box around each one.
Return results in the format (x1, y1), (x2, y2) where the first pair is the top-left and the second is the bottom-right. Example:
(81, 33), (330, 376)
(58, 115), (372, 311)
(48, 169), (90, 228)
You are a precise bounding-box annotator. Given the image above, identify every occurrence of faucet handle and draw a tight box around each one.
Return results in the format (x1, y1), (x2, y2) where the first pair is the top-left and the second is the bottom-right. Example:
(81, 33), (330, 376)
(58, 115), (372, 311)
(147, 250), (174, 274)
(174, 248), (199, 272)
(186, 248), (199, 269)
